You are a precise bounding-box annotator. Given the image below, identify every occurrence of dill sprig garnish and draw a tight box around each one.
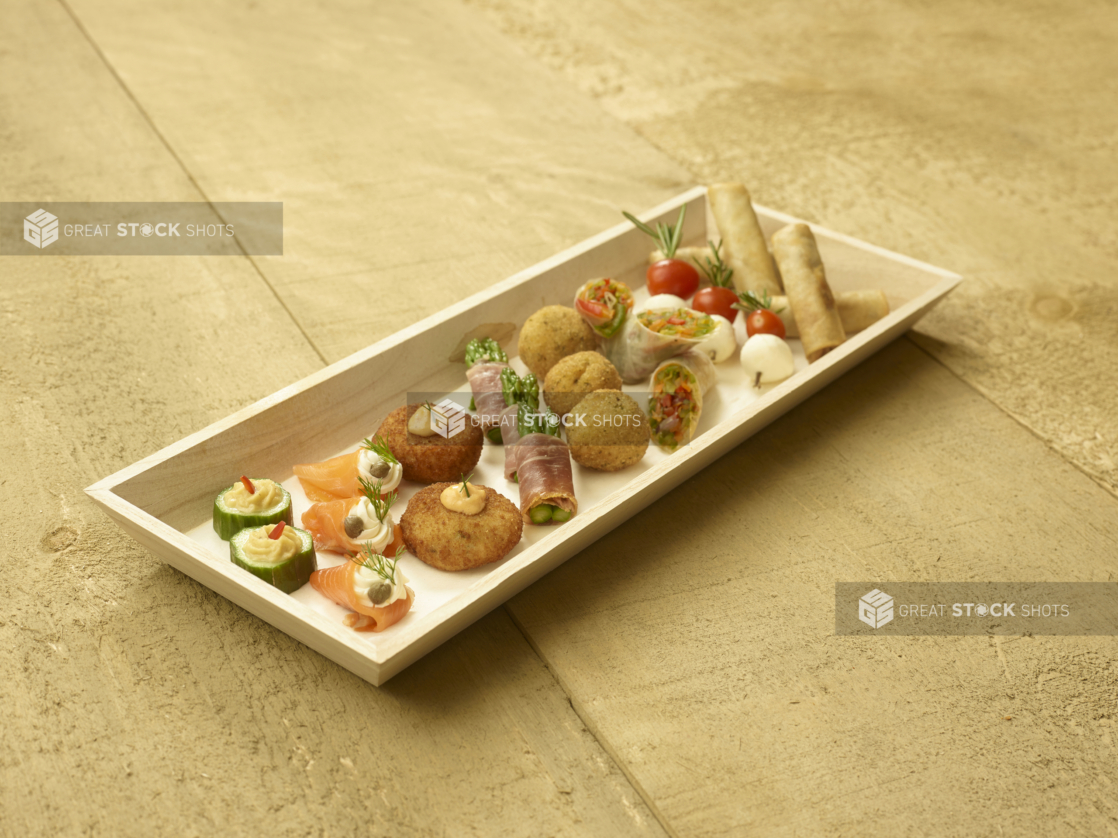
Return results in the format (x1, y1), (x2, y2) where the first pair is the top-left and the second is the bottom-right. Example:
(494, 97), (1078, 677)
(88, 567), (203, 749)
(359, 435), (398, 465)
(350, 544), (405, 586)
(357, 477), (397, 522)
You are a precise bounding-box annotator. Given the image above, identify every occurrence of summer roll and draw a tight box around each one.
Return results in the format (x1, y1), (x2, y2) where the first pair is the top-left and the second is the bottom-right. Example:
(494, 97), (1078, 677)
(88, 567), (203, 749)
(647, 350), (717, 452)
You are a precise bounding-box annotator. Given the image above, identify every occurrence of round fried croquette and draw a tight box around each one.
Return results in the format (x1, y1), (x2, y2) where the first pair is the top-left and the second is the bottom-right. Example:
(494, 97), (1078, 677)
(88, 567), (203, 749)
(376, 404), (483, 484)
(564, 389), (649, 472)
(400, 483), (523, 571)
(543, 351), (623, 416)
(517, 305), (597, 380)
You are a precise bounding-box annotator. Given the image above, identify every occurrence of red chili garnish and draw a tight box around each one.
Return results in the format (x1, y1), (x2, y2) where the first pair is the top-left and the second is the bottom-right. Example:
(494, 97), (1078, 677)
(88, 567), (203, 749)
(240, 475), (255, 495)
(268, 521), (286, 540)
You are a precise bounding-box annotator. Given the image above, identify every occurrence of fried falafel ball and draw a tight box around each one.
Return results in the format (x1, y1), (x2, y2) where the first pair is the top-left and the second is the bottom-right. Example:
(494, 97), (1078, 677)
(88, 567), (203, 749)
(564, 389), (649, 472)
(400, 483), (523, 571)
(376, 404), (483, 484)
(543, 351), (623, 416)
(517, 305), (597, 380)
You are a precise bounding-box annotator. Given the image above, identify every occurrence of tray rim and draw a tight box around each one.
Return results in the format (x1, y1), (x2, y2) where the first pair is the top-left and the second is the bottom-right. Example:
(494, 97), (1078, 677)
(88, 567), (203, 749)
(86, 185), (962, 684)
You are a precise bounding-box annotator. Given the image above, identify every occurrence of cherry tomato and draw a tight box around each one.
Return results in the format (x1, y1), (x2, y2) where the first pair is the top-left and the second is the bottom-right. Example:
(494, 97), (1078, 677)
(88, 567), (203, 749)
(647, 259), (699, 299)
(691, 286), (740, 322)
(745, 309), (786, 339)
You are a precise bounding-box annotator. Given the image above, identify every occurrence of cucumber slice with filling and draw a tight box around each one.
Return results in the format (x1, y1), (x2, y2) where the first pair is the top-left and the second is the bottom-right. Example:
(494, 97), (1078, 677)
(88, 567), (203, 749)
(213, 480), (293, 541)
(229, 525), (316, 594)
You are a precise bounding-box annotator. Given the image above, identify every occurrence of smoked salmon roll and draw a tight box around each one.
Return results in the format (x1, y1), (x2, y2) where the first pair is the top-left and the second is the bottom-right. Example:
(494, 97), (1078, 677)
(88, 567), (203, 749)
(300, 479), (405, 557)
(310, 547), (413, 632)
(293, 437), (402, 503)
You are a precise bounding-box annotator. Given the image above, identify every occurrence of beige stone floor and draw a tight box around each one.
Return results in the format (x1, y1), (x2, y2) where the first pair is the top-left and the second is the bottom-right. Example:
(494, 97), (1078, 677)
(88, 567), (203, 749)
(2, 1), (1115, 836)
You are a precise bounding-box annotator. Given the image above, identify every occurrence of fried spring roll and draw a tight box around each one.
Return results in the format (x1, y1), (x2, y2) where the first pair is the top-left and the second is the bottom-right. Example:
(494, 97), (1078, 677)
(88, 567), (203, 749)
(708, 183), (783, 296)
(771, 224), (845, 362)
(771, 289), (889, 338)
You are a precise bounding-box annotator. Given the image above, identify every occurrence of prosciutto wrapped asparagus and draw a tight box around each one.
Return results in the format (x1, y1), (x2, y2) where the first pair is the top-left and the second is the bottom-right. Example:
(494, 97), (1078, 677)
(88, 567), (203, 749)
(464, 337), (511, 442)
(506, 402), (575, 524)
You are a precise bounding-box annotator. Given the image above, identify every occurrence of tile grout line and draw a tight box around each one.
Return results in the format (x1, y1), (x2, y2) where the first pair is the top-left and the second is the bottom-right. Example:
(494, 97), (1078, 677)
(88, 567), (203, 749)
(55, 0), (330, 368)
(502, 603), (683, 838)
(904, 334), (1118, 503)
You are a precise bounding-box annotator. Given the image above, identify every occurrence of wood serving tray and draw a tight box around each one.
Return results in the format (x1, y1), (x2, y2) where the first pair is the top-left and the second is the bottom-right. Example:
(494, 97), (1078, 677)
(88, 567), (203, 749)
(86, 186), (961, 685)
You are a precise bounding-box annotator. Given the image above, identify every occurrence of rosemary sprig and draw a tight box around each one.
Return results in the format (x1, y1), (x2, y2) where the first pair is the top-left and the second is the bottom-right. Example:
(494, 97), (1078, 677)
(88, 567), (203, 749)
(698, 240), (734, 288)
(357, 477), (398, 522)
(359, 434), (399, 465)
(622, 204), (687, 259)
(351, 544), (405, 586)
(733, 289), (785, 315)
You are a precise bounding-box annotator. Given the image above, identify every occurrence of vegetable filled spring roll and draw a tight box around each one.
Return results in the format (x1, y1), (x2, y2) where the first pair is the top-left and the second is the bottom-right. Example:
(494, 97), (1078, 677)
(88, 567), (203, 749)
(648, 351), (717, 452)
(770, 290), (889, 338)
(600, 307), (718, 384)
(771, 224), (845, 362)
(574, 277), (634, 338)
(708, 183), (783, 297)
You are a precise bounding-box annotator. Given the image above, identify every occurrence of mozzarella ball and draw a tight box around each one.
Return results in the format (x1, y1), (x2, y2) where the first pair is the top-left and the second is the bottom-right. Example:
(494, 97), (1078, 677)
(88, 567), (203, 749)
(739, 334), (796, 387)
(696, 314), (737, 363)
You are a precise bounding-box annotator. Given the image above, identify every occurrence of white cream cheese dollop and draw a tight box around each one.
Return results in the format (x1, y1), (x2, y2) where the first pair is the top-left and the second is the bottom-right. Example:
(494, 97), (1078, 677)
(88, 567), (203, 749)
(349, 497), (394, 550)
(357, 448), (402, 493)
(354, 562), (410, 608)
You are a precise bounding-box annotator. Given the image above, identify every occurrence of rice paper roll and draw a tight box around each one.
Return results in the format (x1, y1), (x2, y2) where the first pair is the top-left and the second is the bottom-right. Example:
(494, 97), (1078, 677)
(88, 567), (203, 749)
(771, 290), (889, 338)
(771, 224), (845, 362)
(465, 361), (512, 434)
(574, 278), (634, 339)
(516, 434), (577, 525)
(601, 307), (718, 384)
(648, 351), (717, 452)
(708, 183), (783, 297)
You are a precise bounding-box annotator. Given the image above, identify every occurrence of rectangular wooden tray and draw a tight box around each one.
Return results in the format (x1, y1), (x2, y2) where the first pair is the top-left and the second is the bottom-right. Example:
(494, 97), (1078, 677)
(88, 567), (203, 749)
(86, 186), (960, 685)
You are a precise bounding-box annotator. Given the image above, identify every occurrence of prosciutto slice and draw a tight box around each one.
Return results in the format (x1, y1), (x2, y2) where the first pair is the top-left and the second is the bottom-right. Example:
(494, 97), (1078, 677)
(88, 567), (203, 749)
(500, 404), (523, 481)
(465, 361), (511, 432)
(515, 433), (577, 524)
